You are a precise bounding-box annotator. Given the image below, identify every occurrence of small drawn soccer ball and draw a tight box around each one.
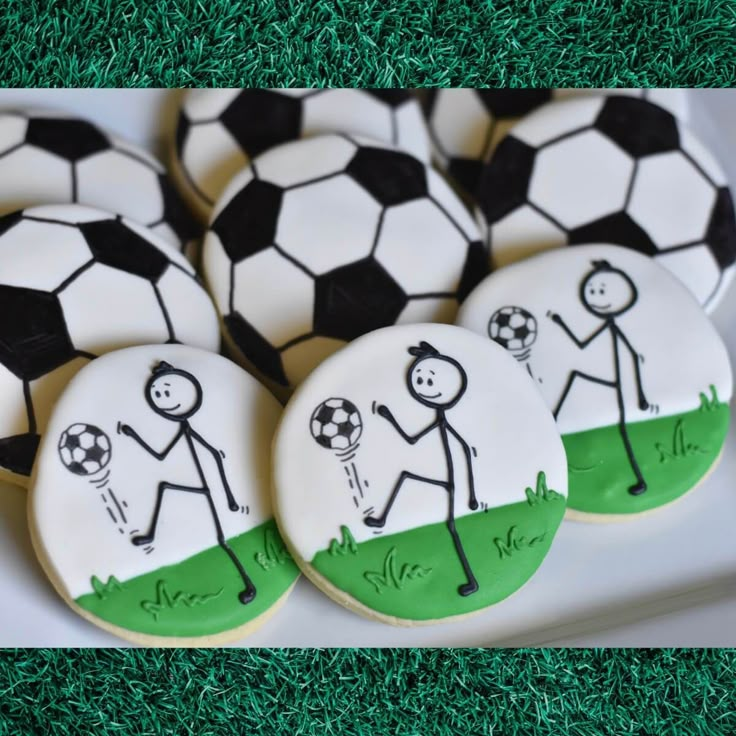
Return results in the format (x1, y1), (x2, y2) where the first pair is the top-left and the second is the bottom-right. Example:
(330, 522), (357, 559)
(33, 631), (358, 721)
(310, 399), (362, 451)
(488, 306), (538, 351)
(58, 423), (111, 476)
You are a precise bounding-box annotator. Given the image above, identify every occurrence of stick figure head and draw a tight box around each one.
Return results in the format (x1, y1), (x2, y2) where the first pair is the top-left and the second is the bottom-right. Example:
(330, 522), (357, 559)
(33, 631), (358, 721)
(580, 260), (638, 317)
(406, 342), (467, 409)
(145, 361), (202, 421)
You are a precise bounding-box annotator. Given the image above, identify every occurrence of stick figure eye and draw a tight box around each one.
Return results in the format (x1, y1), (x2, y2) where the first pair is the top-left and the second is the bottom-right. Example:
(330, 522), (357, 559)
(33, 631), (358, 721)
(428, 378), (434, 387)
(155, 391), (161, 398)
(416, 377), (424, 385)
(164, 390), (170, 397)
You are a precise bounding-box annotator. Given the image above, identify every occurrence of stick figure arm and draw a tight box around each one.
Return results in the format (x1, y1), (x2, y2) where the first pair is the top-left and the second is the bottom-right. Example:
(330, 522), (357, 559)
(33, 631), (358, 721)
(376, 405), (438, 445)
(616, 329), (649, 407)
(118, 422), (183, 460)
(190, 429), (238, 510)
(548, 312), (608, 349)
(447, 424), (478, 510)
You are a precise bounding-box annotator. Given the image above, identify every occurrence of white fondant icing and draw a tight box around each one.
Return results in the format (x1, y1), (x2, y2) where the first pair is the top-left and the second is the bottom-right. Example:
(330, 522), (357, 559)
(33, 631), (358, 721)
(31, 345), (282, 600)
(457, 244), (733, 435)
(273, 323), (567, 561)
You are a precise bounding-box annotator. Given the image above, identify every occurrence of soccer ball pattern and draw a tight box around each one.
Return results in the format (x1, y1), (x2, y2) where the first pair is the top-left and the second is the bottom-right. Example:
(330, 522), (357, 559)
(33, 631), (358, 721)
(0, 109), (199, 253)
(58, 423), (111, 476)
(0, 204), (219, 480)
(310, 398), (362, 451)
(424, 89), (689, 198)
(488, 306), (537, 352)
(175, 89), (431, 218)
(204, 134), (487, 391)
(477, 96), (736, 309)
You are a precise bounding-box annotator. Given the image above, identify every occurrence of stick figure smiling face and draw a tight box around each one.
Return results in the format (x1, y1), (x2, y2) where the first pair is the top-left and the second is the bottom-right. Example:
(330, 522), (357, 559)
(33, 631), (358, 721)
(407, 343), (467, 409)
(145, 362), (202, 421)
(580, 260), (638, 317)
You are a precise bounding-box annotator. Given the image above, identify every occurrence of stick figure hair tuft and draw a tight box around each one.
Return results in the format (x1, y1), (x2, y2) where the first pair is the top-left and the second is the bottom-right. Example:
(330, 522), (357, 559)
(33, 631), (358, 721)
(591, 259), (613, 270)
(408, 341), (440, 358)
(152, 361), (175, 375)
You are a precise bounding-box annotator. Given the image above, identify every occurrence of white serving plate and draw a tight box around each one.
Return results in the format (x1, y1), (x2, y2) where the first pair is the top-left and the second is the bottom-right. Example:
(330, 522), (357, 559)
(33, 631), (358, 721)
(0, 89), (734, 646)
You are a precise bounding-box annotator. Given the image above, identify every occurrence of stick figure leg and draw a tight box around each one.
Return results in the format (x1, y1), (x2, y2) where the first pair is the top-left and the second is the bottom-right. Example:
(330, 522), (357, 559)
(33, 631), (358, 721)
(364, 472), (448, 528)
(131, 482), (205, 546)
(618, 420), (647, 496)
(447, 485), (479, 596)
(204, 491), (257, 605)
(554, 371), (616, 419)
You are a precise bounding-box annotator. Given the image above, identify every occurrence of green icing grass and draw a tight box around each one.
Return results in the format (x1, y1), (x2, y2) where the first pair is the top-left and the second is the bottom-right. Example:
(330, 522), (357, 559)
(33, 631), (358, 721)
(1, 1), (734, 85)
(75, 519), (299, 638)
(312, 473), (565, 621)
(563, 393), (729, 515)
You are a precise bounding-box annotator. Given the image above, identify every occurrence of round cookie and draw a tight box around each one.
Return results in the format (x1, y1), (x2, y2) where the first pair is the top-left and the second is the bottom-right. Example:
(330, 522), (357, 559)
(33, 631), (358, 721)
(29, 344), (298, 646)
(476, 95), (736, 311)
(272, 323), (568, 625)
(0, 109), (199, 254)
(0, 204), (219, 487)
(203, 134), (487, 398)
(457, 244), (732, 521)
(424, 89), (689, 199)
(173, 89), (431, 220)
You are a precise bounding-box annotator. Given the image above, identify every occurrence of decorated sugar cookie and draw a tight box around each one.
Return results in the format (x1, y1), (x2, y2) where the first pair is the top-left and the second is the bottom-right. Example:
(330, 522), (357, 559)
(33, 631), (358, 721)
(0, 109), (199, 254)
(476, 95), (736, 310)
(0, 204), (219, 486)
(30, 345), (298, 645)
(457, 244), (732, 520)
(423, 89), (689, 198)
(173, 89), (430, 220)
(203, 134), (487, 398)
(273, 324), (567, 625)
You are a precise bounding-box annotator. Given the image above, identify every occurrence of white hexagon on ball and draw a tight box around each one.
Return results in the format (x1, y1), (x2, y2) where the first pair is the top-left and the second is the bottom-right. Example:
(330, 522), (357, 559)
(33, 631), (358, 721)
(529, 130), (634, 229)
(276, 175), (381, 275)
(628, 151), (716, 248)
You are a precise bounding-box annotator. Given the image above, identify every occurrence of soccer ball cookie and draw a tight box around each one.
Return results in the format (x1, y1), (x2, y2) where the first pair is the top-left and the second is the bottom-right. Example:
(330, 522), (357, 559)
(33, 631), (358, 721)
(173, 89), (431, 220)
(29, 344), (298, 646)
(0, 204), (219, 486)
(476, 95), (736, 311)
(273, 323), (568, 625)
(203, 134), (487, 397)
(457, 244), (732, 521)
(424, 89), (689, 198)
(0, 109), (199, 254)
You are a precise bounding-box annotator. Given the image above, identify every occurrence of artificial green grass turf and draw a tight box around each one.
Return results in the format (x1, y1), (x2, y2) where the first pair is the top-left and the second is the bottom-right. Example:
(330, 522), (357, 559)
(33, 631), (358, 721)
(0, 649), (734, 735)
(0, 0), (734, 87)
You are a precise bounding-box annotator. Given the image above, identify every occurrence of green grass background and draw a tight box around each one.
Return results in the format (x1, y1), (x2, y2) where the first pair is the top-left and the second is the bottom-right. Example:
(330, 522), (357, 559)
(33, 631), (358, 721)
(1, 0), (734, 86)
(0, 649), (734, 735)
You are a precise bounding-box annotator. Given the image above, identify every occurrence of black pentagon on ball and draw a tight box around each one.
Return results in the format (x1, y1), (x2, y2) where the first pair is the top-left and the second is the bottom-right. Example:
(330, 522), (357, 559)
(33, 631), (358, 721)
(494, 312), (511, 328)
(457, 240), (490, 301)
(446, 158), (485, 200)
(477, 137), (537, 224)
(224, 311), (289, 386)
(175, 112), (191, 156)
(65, 434), (81, 450)
(0, 285), (75, 379)
(568, 212), (659, 256)
(594, 97), (680, 158)
(315, 404), (337, 425)
(346, 148), (427, 206)
(516, 325), (531, 340)
(221, 90), (303, 157)
(210, 180), (283, 263)
(86, 443), (106, 463)
(0, 433), (40, 476)
(476, 89), (553, 117)
(705, 187), (736, 269)
(79, 219), (170, 281)
(0, 210), (23, 238)
(26, 118), (111, 162)
(364, 89), (412, 107)
(314, 259), (407, 341)
(313, 433), (334, 449)
(336, 421), (354, 438)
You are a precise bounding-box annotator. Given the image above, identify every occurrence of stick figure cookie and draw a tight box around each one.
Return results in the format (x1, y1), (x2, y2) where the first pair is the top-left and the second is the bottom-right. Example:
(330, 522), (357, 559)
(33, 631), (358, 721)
(273, 324), (567, 625)
(457, 244), (733, 521)
(476, 95), (736, 311)
(29, 345), (298, 646)
(0, 109), (199, 255)
(0, 204), (219, 488)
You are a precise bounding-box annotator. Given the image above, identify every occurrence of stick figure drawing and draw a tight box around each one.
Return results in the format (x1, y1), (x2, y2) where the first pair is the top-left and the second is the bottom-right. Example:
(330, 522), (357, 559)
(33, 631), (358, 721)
(117, 361), (256, 604)
(548, 260), (657, 496)
(364, 341), (480, 596)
